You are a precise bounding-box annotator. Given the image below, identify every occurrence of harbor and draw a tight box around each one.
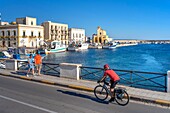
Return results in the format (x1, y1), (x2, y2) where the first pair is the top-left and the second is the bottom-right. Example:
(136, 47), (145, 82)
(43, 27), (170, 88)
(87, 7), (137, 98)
(1, 0), (170, 112)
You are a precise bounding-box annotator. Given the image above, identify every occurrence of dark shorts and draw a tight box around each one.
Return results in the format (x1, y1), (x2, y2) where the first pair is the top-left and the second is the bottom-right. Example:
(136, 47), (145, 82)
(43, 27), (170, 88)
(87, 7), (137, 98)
(110, 80), (119, 89)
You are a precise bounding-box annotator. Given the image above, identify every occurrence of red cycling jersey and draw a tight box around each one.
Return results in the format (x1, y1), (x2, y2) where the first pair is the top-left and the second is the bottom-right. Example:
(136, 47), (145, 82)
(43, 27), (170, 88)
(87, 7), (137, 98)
(103, 69), (120, 82)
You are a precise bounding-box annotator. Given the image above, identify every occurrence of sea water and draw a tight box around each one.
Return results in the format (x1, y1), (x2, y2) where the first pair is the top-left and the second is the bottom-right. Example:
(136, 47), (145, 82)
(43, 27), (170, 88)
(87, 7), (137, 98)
(43, 44), (170, 73)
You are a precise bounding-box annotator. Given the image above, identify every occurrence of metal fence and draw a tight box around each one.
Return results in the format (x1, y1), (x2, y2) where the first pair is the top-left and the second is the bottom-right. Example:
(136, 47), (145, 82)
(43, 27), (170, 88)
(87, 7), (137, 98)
(42, 62), (60, 76)
(80, 66), (167, 92)
(6, 60), (168, 92)
(17, 61), (60, 76)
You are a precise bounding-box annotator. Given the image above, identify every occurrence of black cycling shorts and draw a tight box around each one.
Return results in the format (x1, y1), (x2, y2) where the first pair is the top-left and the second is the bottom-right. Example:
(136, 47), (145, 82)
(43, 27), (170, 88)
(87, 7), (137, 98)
(110, 80), (119, 89)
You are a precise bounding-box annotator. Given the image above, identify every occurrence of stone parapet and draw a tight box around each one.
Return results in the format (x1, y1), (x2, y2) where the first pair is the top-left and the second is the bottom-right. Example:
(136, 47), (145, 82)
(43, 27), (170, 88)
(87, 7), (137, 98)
(59, 63), (82, 80)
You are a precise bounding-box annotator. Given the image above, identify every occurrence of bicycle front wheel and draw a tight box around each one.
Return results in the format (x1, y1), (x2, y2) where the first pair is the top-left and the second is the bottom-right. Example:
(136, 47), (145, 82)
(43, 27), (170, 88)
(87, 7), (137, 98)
(94, 85), (108, 101)
(115, 90), (129, 106)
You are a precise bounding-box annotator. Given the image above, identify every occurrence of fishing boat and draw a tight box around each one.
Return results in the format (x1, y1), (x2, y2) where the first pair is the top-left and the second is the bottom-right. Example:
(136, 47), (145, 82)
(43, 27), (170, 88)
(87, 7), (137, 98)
(67, 45), (79, 51)
(108, 45), (117, 49)
(102, 42), (117, 49)
(45, 41), (66, 54)
(78, 43), (89, 50)
(67, 43), (89, 51)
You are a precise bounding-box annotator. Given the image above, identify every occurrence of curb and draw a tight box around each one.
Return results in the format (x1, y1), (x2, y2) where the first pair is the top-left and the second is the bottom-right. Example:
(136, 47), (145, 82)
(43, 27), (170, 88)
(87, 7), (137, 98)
(0, 73), (170, 107)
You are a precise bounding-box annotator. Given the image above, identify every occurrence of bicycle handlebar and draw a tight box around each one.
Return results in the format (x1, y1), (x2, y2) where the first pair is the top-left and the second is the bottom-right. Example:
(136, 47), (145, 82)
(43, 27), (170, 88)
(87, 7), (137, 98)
(97, 80), (110, 86)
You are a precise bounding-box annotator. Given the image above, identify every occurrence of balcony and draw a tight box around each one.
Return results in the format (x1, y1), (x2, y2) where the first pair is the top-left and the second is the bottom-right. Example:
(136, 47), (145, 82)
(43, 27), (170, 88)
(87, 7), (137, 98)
(0, 36), (5, 38)
(29, 36), (34, 38)
(22, 36), (27, 38)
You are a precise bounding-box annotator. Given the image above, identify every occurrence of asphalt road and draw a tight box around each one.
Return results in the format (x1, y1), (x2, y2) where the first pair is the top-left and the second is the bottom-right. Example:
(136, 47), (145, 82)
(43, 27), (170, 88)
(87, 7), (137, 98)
(0, 75), (169, 113)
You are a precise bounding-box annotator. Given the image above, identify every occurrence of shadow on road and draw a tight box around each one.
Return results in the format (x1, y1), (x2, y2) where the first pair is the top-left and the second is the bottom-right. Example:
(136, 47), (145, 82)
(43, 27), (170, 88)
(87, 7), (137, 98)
(11, 71), (27, 76)
(57, 89), (109, 105)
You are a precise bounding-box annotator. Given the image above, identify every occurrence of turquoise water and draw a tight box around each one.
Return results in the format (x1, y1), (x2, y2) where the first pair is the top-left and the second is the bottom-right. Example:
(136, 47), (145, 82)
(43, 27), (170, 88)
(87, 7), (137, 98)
(43, 44), (170, 91)
(43, 44), (170, 73)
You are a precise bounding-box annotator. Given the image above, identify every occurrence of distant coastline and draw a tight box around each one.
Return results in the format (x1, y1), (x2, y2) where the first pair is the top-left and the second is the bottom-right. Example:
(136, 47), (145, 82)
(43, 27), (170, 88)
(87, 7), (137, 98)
(114, 39), (170, 44)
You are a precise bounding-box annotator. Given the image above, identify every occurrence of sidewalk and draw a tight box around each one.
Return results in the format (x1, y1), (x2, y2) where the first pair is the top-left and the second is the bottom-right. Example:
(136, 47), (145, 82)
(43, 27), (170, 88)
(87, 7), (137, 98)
(0, 69), (170, 107)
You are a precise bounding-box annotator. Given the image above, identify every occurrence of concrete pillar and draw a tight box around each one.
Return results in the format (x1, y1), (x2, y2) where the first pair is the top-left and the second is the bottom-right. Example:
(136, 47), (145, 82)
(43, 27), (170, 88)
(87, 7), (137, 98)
(59, 63), (82, 80)
(6, 59), (18, 71)
(167, 71), (170, 93)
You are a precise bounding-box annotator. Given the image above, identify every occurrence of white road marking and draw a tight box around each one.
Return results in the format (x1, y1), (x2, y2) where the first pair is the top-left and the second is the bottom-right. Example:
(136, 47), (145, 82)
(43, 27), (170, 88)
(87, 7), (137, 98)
(0, 95), (58, 113)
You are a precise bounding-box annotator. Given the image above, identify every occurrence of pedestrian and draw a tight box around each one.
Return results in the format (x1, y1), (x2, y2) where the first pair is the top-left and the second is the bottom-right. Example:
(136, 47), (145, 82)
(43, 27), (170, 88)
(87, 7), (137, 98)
(34, 50), (42, 76)
(26, 54), (35, 77)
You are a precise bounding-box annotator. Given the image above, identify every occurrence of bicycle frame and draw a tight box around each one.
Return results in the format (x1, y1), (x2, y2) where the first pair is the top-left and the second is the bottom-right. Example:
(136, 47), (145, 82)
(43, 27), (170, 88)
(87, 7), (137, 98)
(99, 82), (112, 97)
(95, 81), (130, 106)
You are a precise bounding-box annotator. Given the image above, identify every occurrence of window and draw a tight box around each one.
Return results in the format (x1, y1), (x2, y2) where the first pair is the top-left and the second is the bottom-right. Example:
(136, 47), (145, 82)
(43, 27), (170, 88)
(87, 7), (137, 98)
(32, 41), (34, 46)
(31, 21), (33, 25)
(13, 30), (16, 36)
(61, 26), (63, 30)
(23, 31), (26, 36)
(7, 31), (10, 36)
(38, 32), (41, 37)
(2, 31), (5, 36)
(31, 31), (33, 36)
(39, 41), (41, 46)
(51, 25), (53, 29)
(79, 34), (81, 38)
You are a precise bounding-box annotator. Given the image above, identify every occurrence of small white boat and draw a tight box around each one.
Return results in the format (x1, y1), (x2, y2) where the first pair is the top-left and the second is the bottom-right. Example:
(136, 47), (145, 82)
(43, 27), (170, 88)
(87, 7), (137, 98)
(68, 43), (89, 51)
(67, 46), (79, 51)
(102, 45), (110, 49)
(102, 42), (117, 49)
(67, 43), (79, 51)
(45, 41), (66, 54)
(0, 62), (5, 69)
(78, 43), (89, 50)
(0, 51), (11, 58)
(109, 45), (117, 49)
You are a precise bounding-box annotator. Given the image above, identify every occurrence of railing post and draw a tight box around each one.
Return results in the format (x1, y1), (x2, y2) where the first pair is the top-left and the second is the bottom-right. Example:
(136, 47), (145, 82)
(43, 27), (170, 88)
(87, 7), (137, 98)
(59, 63), (82, 80)
(130, 71), (133, 87)
(167, 71), (170, 93)
(5, 59), (18, 71)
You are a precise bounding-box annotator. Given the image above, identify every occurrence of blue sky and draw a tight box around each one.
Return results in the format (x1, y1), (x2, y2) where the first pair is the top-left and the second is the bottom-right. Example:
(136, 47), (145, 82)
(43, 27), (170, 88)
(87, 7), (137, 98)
(0, 0), (170, 40)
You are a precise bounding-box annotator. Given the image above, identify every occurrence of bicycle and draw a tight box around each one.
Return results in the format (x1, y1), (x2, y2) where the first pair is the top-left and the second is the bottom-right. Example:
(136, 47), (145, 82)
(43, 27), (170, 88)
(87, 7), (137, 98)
(94, 81), (129, 106)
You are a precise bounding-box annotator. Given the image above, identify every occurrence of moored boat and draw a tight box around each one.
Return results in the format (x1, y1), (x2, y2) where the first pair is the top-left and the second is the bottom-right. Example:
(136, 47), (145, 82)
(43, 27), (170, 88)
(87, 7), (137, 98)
(45, 41), (66, 54)
(78, 43), (89, 50)
(103, 41), (117, 49)
(108, 45), (117, 49)
(67, 46), (79, 51)
(67, 43), (89, 51)
(0, 51), (11, 58)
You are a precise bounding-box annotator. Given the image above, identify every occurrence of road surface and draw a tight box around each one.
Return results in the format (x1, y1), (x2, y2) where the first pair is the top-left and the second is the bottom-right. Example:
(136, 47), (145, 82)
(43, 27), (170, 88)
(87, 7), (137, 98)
(0, 75), (169, 113)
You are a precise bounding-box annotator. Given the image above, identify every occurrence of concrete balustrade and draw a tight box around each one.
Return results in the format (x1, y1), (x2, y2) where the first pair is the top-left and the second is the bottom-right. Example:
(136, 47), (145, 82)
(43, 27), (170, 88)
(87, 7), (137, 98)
(5, 59), (18, 71)
(3, 60), (170, 93)
(59, 63), (82, 80)
(167, 71), (170, 93)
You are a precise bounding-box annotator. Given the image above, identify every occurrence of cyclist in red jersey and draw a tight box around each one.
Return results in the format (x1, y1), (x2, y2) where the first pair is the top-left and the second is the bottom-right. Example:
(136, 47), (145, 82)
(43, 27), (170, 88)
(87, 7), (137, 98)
(98, 64), (120, 102)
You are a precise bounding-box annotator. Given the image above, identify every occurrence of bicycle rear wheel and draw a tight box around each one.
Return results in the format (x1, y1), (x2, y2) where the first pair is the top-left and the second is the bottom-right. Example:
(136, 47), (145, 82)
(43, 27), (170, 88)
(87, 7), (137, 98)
(115, 90), (129, 106)
(94, 85), (108, 101)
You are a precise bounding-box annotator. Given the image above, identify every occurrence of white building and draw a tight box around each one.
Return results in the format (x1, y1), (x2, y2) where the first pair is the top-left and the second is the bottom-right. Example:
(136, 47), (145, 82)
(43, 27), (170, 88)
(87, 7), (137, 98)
(0, 17), (44, 48)
(68, 28), (85, 44)
(42, 21), (68, 45)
